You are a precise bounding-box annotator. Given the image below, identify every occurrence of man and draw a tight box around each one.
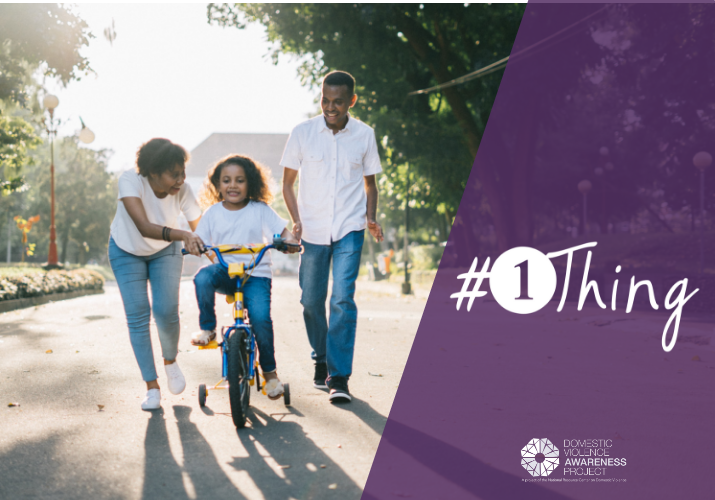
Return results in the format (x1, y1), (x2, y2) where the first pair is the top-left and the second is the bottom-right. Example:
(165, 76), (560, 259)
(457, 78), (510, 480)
(281, 70), (384, 403)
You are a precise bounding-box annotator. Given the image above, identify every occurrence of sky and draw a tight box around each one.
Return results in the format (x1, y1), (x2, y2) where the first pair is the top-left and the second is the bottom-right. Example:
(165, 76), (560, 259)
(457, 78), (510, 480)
(44, 4), (317, 173)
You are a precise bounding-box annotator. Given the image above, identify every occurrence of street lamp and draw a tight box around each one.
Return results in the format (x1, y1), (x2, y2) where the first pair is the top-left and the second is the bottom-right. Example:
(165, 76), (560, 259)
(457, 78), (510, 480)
(693, 151), (712, 275)
(578, 179), (592, 236)
(79, 116), (95, 144)
(41, 96), (95, 269)
(42, 94), (61, 269)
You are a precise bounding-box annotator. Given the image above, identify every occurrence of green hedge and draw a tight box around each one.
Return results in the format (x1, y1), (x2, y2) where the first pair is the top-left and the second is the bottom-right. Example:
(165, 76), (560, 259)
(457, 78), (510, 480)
(0, 269), (104, 302)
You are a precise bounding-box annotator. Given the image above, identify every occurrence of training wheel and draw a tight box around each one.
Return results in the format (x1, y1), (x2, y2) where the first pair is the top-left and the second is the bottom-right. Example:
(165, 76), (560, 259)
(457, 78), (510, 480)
(283, 382), (291, 406)
(198, 383), (207, 407)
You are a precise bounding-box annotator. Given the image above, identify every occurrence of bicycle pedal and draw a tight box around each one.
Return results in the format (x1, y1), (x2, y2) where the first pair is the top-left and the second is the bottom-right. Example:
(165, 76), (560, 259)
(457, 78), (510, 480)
(198, 340), (219, 350)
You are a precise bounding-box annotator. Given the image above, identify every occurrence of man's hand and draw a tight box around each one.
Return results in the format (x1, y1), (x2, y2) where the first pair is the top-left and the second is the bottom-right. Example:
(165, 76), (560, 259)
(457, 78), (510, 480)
(292, 221), (303, 241)
(368, 220), (384, 242)
(280, 228), (302, 254)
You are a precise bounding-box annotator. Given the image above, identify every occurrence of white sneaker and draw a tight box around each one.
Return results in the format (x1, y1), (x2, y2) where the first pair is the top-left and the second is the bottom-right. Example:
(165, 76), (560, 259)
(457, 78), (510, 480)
(141, 388), (161, 411)
(164, 361), (186, 395)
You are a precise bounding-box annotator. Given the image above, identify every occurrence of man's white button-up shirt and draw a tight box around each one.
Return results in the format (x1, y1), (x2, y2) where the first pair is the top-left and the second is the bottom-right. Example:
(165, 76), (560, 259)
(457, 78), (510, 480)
(280, 114), (382, 245)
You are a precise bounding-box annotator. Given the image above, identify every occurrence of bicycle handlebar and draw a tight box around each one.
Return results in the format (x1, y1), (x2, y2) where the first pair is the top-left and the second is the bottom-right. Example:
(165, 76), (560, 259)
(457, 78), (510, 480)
(181, 235), (302, 273)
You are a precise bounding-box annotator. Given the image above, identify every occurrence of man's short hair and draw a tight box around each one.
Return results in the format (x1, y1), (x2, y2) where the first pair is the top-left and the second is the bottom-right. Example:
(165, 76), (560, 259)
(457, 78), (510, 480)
(323, 71), (355, 95)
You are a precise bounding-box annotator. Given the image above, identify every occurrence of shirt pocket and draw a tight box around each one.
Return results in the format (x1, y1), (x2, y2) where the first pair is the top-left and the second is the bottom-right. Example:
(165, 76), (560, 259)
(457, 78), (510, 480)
(343, 153), (363, 183)
(302, 150), (326, 180)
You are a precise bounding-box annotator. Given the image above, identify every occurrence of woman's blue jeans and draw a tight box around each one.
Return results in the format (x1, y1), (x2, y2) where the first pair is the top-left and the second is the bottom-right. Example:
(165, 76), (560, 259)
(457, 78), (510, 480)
(108, 237), (183, 382)
(299, 230), (364, 380)
(193, 264), (276, 373)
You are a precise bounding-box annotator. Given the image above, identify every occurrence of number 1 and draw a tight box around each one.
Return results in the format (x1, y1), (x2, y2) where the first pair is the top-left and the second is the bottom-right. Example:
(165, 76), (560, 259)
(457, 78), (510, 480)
(515, 259), (533, 300)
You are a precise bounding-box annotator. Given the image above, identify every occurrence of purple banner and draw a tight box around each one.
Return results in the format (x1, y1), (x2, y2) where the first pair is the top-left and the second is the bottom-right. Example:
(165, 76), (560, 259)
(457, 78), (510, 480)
(364, 4), (715, 499)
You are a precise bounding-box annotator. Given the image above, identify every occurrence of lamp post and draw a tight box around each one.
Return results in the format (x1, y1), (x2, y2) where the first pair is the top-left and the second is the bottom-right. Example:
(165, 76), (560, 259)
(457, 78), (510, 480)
(402, 163), (412, 295)
(42, 94), (60, 269)
(693, 151), (712, 275)
(578, 179), (592, 236)
(42, 96), (94, 269)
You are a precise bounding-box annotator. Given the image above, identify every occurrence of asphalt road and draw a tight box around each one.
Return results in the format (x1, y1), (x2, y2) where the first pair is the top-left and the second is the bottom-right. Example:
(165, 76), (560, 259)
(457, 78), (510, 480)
(0, 277), (427, 500)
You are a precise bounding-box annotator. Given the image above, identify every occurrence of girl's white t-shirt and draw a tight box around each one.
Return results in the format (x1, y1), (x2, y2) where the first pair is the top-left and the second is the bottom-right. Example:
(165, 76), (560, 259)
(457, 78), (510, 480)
(194, 201), (288, 279)
(110, 170), (202, 256)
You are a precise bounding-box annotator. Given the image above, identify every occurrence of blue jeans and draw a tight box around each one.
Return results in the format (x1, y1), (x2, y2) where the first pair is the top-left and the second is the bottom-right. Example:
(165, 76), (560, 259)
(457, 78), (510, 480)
(299, 230), (364, 380)
(193, 264), (276, 373)
(108, 237), (183, 382)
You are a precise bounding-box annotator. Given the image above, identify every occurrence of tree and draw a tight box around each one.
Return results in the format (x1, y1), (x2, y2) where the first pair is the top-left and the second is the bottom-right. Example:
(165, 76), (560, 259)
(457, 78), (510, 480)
(208, 3), (525, 253)
(22, 136), (117, 265)
(0, 4), (91, 194)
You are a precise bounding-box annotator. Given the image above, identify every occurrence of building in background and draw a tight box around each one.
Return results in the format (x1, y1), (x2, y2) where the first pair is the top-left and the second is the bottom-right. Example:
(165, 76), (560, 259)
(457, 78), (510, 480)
(185, 133), (289, 195)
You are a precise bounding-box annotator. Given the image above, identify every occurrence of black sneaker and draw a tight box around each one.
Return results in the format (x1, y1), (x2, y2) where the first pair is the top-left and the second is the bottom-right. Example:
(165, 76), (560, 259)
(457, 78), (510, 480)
(328, 377), (352, 403)
(313, 362), (328, 389)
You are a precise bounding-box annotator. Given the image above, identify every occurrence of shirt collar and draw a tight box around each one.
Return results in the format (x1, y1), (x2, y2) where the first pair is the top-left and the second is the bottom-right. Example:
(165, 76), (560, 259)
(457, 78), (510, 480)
(318, 112), (353, 134)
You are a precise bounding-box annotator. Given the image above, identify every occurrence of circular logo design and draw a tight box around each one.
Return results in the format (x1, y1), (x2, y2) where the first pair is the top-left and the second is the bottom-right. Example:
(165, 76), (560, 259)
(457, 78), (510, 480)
(521, 438), (559, 477)
(489, 247), (557, 314)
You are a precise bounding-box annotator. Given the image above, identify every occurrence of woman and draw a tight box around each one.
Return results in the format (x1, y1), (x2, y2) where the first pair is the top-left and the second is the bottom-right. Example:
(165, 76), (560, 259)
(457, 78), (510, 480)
(108, 138), (204, 410)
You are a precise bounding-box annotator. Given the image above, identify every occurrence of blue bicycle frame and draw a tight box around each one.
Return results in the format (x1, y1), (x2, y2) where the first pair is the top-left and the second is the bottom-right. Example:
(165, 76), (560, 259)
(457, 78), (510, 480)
(210, 243), (274, 385)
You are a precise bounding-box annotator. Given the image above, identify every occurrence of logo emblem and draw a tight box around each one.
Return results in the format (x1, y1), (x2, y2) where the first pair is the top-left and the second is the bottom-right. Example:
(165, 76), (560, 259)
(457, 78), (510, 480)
(521, 438), (559, 476)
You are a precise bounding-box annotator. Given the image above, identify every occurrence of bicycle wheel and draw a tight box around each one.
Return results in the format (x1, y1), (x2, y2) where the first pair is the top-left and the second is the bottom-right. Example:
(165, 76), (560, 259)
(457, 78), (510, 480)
(198, 384), (207, 407)
(227, 329), (250, 428)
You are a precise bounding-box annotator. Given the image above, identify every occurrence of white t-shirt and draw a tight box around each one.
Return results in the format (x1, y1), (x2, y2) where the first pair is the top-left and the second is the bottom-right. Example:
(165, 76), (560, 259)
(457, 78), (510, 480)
(279, 114), (382, 245)
(194, 201), (288, 279)
(110, 170), (202, 256)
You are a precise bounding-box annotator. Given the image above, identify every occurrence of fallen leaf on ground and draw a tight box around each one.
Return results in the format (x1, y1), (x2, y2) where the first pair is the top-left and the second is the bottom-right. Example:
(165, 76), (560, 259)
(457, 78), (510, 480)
(88, 370), (99, 375)
(368, 372), (383, 377)
(328, 484), (337, 490)
(8, 403), (20, 407)
(45, 349), (53, 354)
(320, 464), (326, 469)
(337, 444), (342, 448)
(279, 465), (291, 469)
(97, 405), (105, 411)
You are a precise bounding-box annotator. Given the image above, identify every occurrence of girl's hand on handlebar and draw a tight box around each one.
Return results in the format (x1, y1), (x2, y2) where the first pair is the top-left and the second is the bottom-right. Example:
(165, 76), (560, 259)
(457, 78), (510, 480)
(182, 231), (204, 256)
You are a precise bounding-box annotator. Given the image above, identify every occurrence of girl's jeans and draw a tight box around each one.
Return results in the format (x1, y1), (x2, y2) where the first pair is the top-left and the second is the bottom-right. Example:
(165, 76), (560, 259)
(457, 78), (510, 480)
(193, 264), (276, 373)
(108, 237), (183, 382)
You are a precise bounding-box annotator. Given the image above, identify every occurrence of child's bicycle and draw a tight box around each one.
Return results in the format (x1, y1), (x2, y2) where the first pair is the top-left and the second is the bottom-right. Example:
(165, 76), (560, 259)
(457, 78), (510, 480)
(182, 235), (300, 428)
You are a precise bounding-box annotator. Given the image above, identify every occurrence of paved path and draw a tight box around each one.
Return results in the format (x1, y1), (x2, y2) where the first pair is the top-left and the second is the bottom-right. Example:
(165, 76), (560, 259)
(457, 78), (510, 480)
(0, 277), (427, 500)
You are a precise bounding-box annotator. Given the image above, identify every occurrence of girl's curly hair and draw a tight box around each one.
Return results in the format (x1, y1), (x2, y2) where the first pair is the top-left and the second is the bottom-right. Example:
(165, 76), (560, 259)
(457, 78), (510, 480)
(198, 154), (275, 209)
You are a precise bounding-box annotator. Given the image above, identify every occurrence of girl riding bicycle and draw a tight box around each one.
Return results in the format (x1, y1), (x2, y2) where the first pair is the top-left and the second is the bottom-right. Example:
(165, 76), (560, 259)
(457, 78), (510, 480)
(192, 154), (299, 400)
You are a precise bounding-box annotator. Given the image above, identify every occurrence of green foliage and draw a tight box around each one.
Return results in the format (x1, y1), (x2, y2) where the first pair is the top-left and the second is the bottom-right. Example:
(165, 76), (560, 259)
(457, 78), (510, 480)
(0, 4), (92, 198)
(0, 4), (91, 105)
(208, 3), (525, 216)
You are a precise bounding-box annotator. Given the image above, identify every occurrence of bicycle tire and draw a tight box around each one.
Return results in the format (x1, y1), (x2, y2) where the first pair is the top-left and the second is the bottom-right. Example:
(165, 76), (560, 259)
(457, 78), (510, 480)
(198, 383), (207, 407)
(227, 329), (250, 428)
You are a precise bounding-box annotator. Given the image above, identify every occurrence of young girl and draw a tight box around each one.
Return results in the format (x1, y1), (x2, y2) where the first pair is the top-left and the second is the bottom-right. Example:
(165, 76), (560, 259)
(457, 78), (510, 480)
(192, 154), (299, 400)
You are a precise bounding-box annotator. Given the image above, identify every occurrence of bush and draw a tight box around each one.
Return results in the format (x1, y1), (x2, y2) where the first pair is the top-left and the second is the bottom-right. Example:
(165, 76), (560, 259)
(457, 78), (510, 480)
(409, 244), (444, 271)
(0, 269), (104, 302)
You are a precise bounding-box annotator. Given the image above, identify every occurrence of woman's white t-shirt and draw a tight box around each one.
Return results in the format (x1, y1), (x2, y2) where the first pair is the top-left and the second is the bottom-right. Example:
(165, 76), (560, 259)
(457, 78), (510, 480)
(110, 170), (202, 256)
(194, 201), (288, 279)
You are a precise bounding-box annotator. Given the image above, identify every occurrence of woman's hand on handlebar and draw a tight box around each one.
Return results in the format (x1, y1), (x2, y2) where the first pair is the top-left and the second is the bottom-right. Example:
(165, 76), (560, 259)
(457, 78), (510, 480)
(182, 231), (205, 256)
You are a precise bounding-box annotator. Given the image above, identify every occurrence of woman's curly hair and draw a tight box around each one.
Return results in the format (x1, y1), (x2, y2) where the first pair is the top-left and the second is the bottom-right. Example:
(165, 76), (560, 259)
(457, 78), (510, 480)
(135, 138), (188, 177)
(198, 154), (275, 209)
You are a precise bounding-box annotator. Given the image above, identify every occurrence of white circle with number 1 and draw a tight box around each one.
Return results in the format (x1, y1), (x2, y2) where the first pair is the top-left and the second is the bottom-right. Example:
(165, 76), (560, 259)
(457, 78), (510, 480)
(488, 247), (557, 314)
